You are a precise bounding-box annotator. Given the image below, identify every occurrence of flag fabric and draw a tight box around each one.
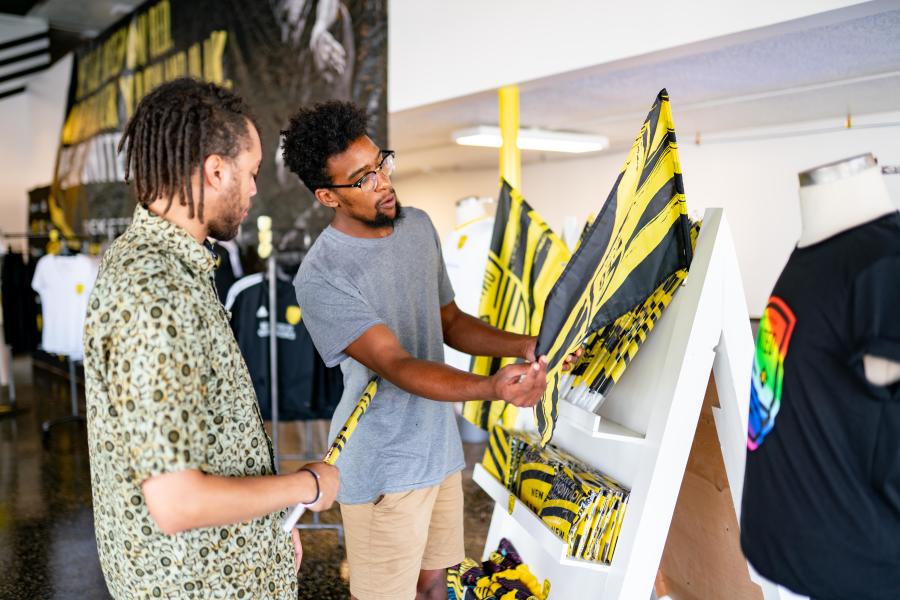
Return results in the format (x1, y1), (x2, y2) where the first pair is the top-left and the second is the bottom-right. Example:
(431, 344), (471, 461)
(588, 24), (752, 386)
(322, 376), (379, 465)
(560, 219), (701, 412)
(462, 181), (570, 431)
(280, 376), (378, 532)
(533, 89), (693, 446)
(575, 213), (595, 251)
(561, 269), (687, 411)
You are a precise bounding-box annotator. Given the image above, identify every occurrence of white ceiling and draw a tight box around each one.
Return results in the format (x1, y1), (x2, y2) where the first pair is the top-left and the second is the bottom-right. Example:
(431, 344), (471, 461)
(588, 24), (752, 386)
(391, 3), (900, 177)
(17, 0), (900, 177)
(25, 0), (143, 36)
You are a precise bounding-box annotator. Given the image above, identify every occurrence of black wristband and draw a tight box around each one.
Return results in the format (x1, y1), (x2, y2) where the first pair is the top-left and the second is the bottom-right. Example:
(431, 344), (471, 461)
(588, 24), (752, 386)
(299, 467), (321, 506)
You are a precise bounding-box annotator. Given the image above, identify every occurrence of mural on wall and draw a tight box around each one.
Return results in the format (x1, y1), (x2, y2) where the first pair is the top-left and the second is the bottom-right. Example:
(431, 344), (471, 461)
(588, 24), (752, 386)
(50, 0), (387, 246)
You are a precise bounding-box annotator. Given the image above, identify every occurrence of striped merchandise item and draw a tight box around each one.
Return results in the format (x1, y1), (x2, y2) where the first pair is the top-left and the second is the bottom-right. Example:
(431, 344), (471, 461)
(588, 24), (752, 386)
(463, 182), (569, 433)
(447, 539), (549, 600)
(534, 89), (693, 446)
(481, 426), (630, 565)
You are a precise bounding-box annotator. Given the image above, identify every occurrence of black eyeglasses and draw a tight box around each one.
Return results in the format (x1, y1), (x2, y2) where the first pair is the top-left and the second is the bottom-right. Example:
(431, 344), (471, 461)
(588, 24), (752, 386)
(321, 150), (396, 192)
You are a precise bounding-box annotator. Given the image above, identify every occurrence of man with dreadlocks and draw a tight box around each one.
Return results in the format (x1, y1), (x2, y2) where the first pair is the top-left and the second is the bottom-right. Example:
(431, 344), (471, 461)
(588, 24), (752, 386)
(83, 78), (339, 599)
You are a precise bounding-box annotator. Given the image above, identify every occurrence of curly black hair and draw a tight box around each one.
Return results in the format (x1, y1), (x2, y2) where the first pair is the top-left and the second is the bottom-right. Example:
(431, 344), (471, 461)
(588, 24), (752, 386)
(118, 77), (258, 222)
(280, 100), (369, 191)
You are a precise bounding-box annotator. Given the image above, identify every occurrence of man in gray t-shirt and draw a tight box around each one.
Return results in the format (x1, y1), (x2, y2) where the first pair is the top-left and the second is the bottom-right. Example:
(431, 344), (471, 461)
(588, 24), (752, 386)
(282, 101), (563, 600)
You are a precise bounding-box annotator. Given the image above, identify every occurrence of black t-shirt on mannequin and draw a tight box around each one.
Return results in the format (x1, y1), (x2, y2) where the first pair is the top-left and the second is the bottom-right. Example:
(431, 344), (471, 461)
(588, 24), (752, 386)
(741, 212), (900, 600)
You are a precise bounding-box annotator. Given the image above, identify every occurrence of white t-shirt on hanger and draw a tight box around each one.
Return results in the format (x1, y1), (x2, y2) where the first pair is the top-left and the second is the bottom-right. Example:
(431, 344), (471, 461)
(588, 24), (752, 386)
(32, 254), (100, 359)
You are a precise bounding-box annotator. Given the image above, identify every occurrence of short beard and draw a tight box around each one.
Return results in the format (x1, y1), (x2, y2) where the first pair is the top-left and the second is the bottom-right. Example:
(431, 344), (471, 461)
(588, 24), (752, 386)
(206, 179), (242, 241)
(361, 199), (404, 229)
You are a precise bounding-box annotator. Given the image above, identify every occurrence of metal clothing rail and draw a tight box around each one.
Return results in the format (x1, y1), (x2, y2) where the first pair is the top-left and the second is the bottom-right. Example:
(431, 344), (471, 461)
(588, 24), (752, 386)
(257, 216), (343, 545)
(40, 355), (83, 446)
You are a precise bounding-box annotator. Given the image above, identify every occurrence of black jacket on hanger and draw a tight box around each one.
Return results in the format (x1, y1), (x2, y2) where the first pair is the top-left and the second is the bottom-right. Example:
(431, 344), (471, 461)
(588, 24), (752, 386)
(1, 252), (40, 353)
(226, 273), (342, 421)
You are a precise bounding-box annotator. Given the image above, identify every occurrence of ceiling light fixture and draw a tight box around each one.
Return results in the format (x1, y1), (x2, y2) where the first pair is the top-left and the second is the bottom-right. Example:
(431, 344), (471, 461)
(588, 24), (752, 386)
(452, 126), (609, 154)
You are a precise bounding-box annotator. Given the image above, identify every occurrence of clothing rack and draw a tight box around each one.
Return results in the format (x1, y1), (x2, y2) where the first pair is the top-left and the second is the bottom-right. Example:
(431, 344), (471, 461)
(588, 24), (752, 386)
(0, 230), (52, 419)
(257, 217), (343, 544)
(0, 231), (88, 438)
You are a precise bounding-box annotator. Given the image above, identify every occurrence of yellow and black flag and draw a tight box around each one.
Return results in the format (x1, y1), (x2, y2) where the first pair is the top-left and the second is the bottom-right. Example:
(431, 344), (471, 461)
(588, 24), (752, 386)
(561, 219), (701, 410)
(533, 89), (693, 446)
(462, 181), (570, 431)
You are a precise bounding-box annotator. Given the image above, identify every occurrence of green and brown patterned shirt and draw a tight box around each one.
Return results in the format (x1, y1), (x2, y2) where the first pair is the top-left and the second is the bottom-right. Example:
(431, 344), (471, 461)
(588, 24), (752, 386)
(84, 205), (296, 599)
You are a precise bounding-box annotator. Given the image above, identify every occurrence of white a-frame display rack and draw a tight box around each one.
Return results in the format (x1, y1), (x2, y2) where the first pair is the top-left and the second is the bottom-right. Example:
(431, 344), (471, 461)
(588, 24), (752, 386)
(473, 208), (756, 599)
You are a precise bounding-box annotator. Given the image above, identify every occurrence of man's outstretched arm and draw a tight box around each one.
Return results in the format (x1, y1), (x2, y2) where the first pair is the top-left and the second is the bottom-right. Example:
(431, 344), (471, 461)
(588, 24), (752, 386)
(440, 301), (581, 368)
(345, 323), (547, 407)
(440, 300), (534, 360)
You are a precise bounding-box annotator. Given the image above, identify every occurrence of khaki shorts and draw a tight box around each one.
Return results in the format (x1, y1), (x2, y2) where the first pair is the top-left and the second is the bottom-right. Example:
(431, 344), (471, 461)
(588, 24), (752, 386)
(340, 471), (465, 600)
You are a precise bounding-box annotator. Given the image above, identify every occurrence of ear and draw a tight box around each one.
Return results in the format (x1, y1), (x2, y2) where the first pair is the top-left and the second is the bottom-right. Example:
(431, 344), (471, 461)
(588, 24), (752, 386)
(315, 188), (340, 209)
(202, 154), (228, 192)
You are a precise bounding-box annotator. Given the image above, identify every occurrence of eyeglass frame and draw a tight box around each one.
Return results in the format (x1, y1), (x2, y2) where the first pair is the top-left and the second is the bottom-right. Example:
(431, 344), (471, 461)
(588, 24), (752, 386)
(319, 150), (395, 191)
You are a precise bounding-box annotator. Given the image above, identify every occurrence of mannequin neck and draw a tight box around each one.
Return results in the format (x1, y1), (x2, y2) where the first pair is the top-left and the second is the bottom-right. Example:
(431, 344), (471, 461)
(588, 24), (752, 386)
(797, 167), (895, 247)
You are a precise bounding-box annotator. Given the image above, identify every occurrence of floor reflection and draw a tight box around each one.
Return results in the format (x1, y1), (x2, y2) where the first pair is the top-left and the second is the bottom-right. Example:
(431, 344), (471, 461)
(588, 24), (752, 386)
(0, 357), (109, 600)
(0, 357), (492, 600)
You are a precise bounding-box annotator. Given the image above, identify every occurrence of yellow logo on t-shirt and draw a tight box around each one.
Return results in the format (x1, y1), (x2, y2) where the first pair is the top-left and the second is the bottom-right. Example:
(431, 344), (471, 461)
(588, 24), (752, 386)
(286, 305), (302, 325)
(457, 235), (468, 250)
(75, 283), (84, 295)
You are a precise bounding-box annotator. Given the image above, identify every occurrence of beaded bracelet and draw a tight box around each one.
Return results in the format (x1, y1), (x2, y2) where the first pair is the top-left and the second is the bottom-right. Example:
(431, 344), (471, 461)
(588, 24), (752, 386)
(299, 467), (321, 506)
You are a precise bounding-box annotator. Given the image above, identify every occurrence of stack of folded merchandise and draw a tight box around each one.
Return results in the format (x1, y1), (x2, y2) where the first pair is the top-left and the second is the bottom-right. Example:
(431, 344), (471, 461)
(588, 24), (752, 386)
(448, 538), (550, 600)
(558, 270), (686, 412)
(558, 219), (702, 414)
(482, 426), (629, 565)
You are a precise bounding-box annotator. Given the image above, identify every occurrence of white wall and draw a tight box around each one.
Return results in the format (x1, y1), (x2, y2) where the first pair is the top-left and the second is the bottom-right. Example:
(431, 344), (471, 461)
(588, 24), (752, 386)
(396, 111), (900, 317)
(0, 92), (33, 232)
(0, 54), (71, 235)
(388, 0), (872, 111)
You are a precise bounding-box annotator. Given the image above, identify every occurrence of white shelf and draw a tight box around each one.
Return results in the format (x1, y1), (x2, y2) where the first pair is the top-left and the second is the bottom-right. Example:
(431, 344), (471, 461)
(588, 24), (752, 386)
(557, 399), (645, 443)
(478, 210), (756, 599)
(474, 209), (753, 600)
(473, 463), (611, 573)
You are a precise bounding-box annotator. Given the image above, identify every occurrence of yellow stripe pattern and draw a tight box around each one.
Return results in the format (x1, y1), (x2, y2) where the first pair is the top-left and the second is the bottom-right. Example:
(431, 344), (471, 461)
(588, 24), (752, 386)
(482, 426), (629, 565)
(462, 182), (570, 432)
(534, 90), (692, 446)
(322, 376), (379, 465)
(561, 220), (701, 410)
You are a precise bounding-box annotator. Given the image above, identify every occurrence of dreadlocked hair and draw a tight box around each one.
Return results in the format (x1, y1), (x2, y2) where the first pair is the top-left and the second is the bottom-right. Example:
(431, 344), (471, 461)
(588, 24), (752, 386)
(118, 78), (258, 223)
(281, 100), (369, 191)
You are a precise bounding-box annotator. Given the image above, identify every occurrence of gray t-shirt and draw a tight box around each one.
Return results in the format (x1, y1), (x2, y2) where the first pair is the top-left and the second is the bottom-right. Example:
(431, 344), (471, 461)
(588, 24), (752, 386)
(293, 207), (465, 504)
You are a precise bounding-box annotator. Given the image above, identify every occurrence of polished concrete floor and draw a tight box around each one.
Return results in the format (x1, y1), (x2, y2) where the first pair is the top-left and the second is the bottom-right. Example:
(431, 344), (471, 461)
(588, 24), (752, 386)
(0, 357), (492, 599)
(0, 358), (109, 599)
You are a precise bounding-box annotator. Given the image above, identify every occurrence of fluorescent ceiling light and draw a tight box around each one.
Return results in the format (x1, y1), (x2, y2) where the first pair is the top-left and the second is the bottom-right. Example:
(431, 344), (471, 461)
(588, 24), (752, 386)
(452, 126), (609, 154)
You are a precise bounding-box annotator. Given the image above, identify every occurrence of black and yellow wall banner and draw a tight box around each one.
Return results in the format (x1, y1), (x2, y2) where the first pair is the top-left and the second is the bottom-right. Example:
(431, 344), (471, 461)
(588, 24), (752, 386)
(50, 0), (386, 241)
(463, 181), (569, 432)
(533, 89), (693, 446)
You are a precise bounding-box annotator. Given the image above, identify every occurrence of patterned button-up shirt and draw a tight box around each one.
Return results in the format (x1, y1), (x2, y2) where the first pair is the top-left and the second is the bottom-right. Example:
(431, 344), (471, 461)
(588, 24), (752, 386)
(84, 205), (296, 599)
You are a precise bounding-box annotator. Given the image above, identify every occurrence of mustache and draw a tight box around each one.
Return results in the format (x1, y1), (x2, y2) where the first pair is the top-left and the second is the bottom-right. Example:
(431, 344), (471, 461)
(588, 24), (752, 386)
(377, 189), (396, 206)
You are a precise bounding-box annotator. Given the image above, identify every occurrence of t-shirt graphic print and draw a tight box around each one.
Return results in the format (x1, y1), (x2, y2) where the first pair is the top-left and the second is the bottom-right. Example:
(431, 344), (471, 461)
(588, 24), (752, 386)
(747, 296), (796, 451)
